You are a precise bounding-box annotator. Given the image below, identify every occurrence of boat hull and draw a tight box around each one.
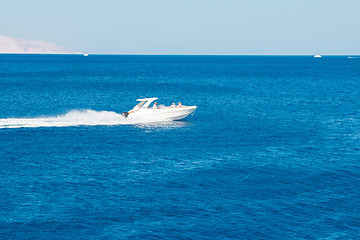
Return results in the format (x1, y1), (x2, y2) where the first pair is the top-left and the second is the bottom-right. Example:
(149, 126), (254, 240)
(126, 106), (197, 121)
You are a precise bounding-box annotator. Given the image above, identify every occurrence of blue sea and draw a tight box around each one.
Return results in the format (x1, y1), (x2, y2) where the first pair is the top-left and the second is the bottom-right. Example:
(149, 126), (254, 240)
(1, 55), (360, 239)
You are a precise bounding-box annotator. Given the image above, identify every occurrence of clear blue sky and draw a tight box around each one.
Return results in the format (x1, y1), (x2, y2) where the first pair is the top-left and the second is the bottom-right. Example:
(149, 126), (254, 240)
(1, 0), (359, 54)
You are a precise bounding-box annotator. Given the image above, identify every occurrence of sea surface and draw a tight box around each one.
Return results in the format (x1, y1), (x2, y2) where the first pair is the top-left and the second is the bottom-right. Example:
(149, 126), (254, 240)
(1, 55), (360, 239)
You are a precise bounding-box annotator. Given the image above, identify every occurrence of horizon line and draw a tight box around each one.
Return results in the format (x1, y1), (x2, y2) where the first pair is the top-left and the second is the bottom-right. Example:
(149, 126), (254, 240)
(0, 52), (359, 56)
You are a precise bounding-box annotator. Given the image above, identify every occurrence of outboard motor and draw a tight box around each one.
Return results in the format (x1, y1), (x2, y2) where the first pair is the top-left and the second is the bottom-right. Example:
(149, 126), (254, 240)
(121, 112), (129, 118)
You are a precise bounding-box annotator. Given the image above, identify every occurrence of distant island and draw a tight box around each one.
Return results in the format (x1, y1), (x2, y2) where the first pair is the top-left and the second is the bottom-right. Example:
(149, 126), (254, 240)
(0, 35), (74, 54)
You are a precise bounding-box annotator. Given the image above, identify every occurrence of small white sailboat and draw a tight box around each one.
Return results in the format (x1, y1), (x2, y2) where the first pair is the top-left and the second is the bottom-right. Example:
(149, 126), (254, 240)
(314, 55), (322, 58)
(121, 98), (197, 121)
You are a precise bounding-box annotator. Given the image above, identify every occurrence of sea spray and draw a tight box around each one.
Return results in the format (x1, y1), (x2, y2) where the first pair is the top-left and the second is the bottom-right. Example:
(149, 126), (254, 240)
(0, 110), (127, 128)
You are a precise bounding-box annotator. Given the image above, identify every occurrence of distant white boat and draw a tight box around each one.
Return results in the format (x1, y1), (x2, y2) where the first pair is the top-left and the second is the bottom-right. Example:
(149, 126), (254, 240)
(314, 55), (322, 58)
(84, 53), (88, 56)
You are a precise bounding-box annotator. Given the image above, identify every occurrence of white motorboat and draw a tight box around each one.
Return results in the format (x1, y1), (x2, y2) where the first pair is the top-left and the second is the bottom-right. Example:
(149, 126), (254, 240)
(121, 97), (197, 121)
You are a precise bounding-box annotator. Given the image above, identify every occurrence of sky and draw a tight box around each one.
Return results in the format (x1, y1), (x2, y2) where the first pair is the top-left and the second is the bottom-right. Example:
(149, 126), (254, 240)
(1, 0), (360, 54)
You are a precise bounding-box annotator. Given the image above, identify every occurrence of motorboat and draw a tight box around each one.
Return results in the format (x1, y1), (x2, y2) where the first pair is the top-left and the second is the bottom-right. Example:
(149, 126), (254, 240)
(121, 97), (197, 121)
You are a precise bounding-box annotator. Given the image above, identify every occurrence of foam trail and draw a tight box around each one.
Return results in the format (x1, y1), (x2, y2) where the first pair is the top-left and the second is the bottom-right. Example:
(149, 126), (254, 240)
(0, 109), (162, 129)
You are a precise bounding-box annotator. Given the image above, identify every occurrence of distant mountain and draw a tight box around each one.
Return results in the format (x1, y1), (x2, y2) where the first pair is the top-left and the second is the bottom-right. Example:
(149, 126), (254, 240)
(0, 35), (73, 54)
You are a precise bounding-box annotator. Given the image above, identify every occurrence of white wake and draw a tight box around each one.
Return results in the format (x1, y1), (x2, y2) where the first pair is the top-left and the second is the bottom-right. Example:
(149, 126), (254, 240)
(0, 109), (166, 129)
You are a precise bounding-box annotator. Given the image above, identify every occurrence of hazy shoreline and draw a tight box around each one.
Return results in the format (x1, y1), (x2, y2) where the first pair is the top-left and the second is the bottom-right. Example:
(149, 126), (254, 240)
(0, 53), (359, 56)
(90, 54), (360, 56)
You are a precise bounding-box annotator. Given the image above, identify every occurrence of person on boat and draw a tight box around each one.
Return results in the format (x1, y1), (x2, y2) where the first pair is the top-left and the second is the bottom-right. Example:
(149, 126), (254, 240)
(153, 102), (158, 108)
(171, 103), (176, 108)
(177, 102), (182, 107)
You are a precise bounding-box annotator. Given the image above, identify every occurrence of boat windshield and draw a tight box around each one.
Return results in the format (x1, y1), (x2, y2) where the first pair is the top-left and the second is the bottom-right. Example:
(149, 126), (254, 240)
(136, 101), (146, 109)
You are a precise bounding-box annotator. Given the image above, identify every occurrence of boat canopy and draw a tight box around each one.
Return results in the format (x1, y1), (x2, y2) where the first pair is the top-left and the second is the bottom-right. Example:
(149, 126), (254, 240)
(136, 97), (158, 102)
(130, 97), (158, 111)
